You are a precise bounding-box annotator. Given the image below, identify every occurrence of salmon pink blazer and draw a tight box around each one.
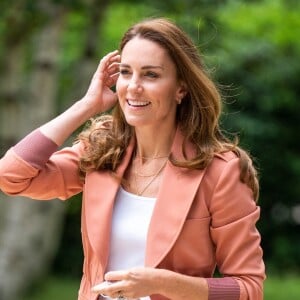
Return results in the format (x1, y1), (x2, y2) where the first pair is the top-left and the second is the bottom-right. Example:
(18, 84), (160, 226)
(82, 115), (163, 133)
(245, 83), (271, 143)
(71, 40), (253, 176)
(0, 128), (265, 300)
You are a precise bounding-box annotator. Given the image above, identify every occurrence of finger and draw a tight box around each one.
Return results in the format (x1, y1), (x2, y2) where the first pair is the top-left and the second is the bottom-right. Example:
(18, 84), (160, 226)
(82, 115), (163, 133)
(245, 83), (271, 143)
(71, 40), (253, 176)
(105, 73), (119, 88)
(107, 62), (120, 77)
(101, 50), (119, 62)
(108, 61), (121, 71)
(94, 51), (119, 76)
(105, 57), (120, 76)
(109, 54), (121, 63)
(102, 51), (120, 66)
(91, 281), (114, 294)
(91, 281), (125, 298)
(110, 71), (120, 80)
(104, 270), (128, 282)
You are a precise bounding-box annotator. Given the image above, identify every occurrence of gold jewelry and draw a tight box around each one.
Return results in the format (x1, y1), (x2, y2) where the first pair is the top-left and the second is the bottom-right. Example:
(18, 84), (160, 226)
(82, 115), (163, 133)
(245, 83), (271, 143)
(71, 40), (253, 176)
(135, 154), (169, 160)
(134, 158), (167, 196)
(134, 171), (161, 177)
(134, 158), (168, 177)
(133, 152), (169, 177)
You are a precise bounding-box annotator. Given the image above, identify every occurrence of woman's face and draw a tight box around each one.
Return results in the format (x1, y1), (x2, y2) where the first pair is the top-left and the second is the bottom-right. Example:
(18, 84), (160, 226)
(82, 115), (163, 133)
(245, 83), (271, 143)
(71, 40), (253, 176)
(116, 37), (185, 130)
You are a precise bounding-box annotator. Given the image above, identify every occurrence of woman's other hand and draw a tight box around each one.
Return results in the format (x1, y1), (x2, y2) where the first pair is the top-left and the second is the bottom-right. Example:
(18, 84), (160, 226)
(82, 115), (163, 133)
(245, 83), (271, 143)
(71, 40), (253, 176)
(91, 267), (158, 299)
(91, 267), (208, 300)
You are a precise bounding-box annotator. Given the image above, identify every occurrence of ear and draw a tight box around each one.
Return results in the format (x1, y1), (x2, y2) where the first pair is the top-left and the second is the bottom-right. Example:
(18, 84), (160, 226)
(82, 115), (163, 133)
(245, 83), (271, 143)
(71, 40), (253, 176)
(176, 81), (188, 104)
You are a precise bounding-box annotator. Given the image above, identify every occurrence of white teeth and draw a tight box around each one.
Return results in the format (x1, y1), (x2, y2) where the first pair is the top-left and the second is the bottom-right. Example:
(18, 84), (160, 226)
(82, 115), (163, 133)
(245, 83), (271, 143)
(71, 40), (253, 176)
(127, 99), (150, 107)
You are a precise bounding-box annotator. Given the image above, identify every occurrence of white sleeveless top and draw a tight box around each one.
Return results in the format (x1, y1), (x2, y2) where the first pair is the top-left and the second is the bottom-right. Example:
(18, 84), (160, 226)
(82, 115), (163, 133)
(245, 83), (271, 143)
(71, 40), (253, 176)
(104, 186), (156, 300)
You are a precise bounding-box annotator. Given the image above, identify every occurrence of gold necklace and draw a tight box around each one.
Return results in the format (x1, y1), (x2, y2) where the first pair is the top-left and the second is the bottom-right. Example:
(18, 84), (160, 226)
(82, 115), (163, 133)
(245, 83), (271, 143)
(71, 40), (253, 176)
(135, 154), (169, 160)
(134, 157), (169, 177)
(134, 159), (168, 196)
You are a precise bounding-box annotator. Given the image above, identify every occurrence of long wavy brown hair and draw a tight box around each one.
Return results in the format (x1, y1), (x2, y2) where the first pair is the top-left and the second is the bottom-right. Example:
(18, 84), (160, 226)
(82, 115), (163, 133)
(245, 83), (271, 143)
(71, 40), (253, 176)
(78, 18), (259, 201)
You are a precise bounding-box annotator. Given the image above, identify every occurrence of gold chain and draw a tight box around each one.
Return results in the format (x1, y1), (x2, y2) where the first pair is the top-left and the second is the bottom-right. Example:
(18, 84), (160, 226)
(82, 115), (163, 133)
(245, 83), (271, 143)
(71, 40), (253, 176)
(134, 159), (168, 177)
(133, 153), (170, 177)
(134, 159), (168, 196)
(135, 155), (169, 160)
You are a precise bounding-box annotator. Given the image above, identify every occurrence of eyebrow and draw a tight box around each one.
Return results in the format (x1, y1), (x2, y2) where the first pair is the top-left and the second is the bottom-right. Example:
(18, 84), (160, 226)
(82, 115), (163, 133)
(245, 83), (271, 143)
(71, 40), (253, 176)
(119, 63), (164, 70)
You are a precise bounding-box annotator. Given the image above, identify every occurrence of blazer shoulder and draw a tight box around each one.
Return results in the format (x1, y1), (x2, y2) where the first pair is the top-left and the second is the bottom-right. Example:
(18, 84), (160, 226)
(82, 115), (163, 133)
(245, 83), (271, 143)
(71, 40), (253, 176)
(214, 150), (238, 163)
(204, 150), (240, 184)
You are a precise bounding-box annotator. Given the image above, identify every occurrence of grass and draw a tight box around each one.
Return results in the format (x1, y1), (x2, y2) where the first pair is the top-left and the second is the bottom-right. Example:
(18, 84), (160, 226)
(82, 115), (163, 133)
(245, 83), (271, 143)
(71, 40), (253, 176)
(24, 274), (300, 300)
(264, 275), (300, 299)
(24, 276), (80, 300)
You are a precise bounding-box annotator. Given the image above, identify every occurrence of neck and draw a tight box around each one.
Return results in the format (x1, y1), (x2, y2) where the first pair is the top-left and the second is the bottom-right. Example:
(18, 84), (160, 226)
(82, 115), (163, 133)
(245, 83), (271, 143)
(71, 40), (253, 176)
(134, 124), (176, 160)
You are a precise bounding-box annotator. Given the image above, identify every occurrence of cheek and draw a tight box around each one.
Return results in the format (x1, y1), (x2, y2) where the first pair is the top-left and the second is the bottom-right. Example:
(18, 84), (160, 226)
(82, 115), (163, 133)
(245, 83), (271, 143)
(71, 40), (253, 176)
(116, 78), (126, 97)
(115, 79), (121, 94)
(162, 86), (180, 105)
(116, 80), (127, 112)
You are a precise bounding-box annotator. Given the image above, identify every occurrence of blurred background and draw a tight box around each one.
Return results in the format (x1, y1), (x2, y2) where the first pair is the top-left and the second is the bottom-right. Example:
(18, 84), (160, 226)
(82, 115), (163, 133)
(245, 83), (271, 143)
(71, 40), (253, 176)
(0, 0), (299, 299)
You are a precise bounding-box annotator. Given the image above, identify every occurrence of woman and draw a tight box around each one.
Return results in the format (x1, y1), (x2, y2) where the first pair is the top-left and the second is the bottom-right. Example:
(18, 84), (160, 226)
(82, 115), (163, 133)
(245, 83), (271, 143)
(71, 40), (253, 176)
(0, 18), (265, 300)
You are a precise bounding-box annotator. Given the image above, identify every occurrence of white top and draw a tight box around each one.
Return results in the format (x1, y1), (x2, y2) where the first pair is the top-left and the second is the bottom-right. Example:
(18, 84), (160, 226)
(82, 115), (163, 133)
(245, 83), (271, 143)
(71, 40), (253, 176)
(104, 186), (156, 300)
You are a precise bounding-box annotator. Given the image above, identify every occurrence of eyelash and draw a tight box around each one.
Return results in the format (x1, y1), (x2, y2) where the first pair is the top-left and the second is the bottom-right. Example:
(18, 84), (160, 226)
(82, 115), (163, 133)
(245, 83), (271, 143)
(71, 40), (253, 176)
(145, 71), (158, 78)
(120, 69), (130, 75)
(119, 69), (159, 79)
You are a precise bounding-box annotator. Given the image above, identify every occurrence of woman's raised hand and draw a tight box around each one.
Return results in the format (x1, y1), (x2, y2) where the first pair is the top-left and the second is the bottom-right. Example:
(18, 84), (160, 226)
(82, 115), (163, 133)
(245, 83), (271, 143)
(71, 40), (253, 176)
(38, 51), (120, 146)
(84, 50), (120, 114)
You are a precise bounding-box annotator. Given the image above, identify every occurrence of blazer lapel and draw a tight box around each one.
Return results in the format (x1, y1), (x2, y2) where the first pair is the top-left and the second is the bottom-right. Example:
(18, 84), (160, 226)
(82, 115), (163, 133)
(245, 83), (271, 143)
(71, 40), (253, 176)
(84, 138), (135, 263)
(145, 129), (206, 267)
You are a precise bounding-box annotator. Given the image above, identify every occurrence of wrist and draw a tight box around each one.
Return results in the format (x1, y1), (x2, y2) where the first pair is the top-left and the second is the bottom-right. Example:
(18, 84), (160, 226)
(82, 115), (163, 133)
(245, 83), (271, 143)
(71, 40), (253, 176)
(75, 97), (100, 120)
(39, 98), (98, 146)
(154, 269), (208, 300)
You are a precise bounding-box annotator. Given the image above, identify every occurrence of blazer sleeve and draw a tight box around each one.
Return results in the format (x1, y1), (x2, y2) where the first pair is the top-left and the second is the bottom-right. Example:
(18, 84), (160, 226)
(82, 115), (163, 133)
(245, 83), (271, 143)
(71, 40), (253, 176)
(207, 156), (265, 300)
(0, 129), (84, 200)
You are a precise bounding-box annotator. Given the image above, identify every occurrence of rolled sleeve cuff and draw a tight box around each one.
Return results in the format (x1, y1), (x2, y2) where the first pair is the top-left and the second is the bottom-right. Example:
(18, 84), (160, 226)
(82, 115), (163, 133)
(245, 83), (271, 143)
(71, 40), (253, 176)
(206, 277), (240, 300)
(13, 129), (58, 169)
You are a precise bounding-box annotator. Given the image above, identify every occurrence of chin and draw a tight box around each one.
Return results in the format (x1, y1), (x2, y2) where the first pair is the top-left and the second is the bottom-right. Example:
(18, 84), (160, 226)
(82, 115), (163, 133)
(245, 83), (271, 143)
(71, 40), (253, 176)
(124, 117), (152, 128)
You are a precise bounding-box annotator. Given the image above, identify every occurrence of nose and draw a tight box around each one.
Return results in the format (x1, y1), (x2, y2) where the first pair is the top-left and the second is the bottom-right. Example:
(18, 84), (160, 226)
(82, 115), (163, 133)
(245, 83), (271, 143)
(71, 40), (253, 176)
(127, 76), (142, 94)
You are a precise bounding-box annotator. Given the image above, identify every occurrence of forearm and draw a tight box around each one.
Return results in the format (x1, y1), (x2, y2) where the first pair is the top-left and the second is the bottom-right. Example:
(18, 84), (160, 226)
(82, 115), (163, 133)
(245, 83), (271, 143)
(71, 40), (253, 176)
(154, 269), (208, 300)
(40, 97), (97, 146)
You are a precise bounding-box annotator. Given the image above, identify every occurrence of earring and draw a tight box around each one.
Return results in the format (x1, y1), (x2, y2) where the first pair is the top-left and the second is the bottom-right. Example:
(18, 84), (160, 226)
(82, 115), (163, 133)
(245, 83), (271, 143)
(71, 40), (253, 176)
(177, 98), (182, 105)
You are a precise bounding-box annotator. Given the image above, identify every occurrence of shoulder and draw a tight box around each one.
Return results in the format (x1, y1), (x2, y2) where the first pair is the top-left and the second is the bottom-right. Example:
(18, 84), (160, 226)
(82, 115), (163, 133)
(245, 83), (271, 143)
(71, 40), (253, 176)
(200, 150), (240, 192)
(202, 150), (257, 225)
(198, 151), (240, 190)
(200, 150), (242, 207)
(205, 150), (240, 179)
(214, 150), (238, 163)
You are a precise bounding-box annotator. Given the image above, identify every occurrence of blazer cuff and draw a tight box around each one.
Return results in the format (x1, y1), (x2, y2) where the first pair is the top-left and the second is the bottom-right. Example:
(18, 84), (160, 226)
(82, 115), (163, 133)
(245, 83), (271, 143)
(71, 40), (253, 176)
(13, 129), (58, 169)
(206, 277), (240, 300)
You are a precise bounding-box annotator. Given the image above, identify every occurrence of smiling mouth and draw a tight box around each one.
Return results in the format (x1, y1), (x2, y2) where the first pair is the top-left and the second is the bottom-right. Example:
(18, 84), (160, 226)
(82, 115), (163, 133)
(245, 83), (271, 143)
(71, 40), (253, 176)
(127, 99), (151, 107)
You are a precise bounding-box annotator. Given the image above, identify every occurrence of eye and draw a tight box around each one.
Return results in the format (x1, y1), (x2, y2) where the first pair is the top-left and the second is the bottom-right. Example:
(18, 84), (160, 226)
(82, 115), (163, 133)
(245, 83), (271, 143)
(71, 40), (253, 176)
(145, 71), (159, 78)
(119, 69), (131, 76)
